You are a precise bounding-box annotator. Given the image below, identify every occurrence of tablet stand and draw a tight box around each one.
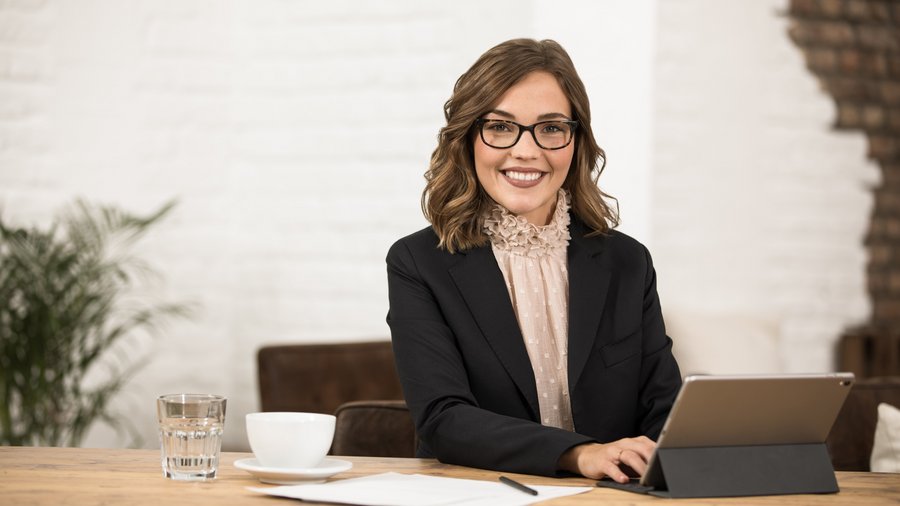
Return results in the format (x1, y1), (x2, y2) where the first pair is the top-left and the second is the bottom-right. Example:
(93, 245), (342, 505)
(649, 443), (839, 498)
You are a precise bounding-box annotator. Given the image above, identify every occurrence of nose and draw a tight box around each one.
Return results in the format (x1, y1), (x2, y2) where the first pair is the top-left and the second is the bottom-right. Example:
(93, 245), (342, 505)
(509, 129), (540, 160)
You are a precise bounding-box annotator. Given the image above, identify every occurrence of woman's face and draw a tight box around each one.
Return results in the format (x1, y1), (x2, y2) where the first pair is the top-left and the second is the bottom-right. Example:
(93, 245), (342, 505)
(474, 71), (575, 226)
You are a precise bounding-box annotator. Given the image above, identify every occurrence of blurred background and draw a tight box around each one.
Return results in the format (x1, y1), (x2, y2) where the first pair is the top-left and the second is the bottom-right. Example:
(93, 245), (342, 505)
(0, 0), (884, 451)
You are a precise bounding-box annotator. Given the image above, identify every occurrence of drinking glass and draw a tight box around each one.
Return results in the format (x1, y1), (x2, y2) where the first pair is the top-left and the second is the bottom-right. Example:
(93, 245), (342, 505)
(157, 394), (227, 481)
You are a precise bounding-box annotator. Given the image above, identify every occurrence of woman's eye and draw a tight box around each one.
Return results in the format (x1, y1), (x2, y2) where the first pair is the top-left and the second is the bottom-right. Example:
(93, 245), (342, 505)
(487, 122), (512, 132)
(541, 123), (563, 133)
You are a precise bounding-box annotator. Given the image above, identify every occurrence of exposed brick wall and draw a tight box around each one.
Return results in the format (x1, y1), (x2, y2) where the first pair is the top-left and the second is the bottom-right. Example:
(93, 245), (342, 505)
(788, 1), (900, 330)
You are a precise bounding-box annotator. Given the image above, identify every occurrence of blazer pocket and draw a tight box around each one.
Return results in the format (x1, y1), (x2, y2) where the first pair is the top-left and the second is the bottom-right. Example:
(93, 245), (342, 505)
(599, 330), (642, 367)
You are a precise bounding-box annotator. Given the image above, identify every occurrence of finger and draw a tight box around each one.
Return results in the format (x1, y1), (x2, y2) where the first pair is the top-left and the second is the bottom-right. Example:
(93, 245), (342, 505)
(601, 459), (630, 483)
(619, 449), (648, 476)
(608, 446), (623, 464)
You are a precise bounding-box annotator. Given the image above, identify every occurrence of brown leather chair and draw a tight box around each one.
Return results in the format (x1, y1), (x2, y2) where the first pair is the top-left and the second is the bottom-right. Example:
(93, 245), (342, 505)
(256, 341), (415, 457)
(826, 376), (900, 471)
(333, 400), (416, 457)
(257, 341), (406, 414)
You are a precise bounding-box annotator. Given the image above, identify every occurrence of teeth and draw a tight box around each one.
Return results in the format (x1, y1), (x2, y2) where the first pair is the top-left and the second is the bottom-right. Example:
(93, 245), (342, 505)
(505, 171), (543, 181)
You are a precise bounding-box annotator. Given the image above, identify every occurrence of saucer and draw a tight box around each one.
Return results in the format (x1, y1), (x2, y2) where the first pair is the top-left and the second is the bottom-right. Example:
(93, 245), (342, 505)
(234, 457), (353, 485)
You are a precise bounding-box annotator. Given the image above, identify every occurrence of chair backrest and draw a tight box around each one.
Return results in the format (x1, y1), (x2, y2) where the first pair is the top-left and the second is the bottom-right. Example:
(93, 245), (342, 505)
(257, 341), (405, 415)
(826, 376), (900, 471)
(333, 400), (416, 458)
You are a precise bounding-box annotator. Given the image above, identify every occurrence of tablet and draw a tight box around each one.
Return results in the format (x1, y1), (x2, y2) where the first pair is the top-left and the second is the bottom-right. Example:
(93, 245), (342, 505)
(640, 372), (854, 489)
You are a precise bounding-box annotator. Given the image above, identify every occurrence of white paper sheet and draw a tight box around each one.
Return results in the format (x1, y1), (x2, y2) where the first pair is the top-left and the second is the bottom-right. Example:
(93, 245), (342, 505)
(248, 472), (592, 506)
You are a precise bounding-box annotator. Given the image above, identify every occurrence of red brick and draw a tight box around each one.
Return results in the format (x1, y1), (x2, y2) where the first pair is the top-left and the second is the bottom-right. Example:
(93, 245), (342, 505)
(870, 245), (893, 265)
(838, 49), (861, 73)
(863, 104), (886, 129)
(867, 220), (885, 243)
(809, 48), (838, 72)
(873, 299), (900, 326)
(835, 51), (891, 77)
(890, 272), (900, 293)
(890, 56), (900, 78)
(885, 218), (900, 238)
(888, 108), (900, 130)
(875, 188), (900, 214)
(819, 0), (844, 18)
(844, 0), (894, 21)
(790, 0), (821, 16)
(881, 83), (900, 105)
(870, 274), (888, 294)
(789, 20), (856, 46)
(867, 261), (888, 282)
(836, 102), (863, 128)
(826, 77), (871, 100)
(881, 163), (900, 188)
(869, 134), (900, 160)
(788, 24), (816, 46)
(887, 192), (900, 213)
(869, 53), (889, 78)
(845, 0), (870, 21)
(870, 1), (893, 21)
(788, 24), (806, 46)
(858, 26), (900, 51)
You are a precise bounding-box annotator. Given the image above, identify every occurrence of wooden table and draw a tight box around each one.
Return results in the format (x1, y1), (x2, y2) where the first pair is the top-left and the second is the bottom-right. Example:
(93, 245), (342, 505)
(2, 446), (899, 505)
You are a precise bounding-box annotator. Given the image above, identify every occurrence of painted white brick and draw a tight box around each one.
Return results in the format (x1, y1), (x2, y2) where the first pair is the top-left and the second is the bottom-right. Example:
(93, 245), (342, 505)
(653, 0), (876, 374)
(0, 0), (877, 451)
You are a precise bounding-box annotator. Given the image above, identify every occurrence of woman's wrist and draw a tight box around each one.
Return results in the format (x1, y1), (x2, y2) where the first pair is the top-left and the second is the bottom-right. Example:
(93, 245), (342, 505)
(558, 443), (590, 474)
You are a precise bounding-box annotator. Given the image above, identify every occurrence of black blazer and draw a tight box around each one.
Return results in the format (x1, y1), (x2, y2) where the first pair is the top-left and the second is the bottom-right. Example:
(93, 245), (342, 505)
(386, 215), (682, 476)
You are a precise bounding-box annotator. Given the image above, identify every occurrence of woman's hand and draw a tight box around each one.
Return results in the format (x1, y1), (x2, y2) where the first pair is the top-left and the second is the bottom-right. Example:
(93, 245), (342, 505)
(557, 437), (656, 483)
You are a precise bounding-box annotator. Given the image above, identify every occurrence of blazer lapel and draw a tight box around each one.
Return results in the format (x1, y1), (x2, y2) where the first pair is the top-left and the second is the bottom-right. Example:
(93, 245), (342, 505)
(567, 218), (612, 390)
(449, 245), (540, 418)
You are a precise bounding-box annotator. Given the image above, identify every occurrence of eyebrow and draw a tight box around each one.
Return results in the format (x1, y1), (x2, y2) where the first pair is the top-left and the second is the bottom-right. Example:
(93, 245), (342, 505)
(487, 109), (572, 121)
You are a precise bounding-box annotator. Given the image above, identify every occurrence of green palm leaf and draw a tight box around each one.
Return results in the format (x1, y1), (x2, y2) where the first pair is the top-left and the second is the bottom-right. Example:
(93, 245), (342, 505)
(0, 199), (191, 447)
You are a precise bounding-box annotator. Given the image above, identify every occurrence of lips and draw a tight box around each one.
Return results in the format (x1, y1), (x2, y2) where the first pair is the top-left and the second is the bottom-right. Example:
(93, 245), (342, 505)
(501, 168), (547, 188)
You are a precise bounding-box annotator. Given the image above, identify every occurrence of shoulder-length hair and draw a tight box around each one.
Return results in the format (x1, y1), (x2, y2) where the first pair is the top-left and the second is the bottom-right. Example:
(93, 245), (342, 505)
(422, 38), (619, 253)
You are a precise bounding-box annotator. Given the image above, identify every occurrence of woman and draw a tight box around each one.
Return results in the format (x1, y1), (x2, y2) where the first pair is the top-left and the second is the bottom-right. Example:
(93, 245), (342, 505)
(386, 38), (681, 482)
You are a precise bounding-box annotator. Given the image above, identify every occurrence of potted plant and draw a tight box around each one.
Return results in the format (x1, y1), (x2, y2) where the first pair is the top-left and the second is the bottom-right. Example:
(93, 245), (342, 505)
(0, 199), (190, 447)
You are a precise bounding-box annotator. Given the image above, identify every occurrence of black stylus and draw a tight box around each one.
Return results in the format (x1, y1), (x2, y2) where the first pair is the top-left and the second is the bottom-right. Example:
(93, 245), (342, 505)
(499, 475), (539, 495)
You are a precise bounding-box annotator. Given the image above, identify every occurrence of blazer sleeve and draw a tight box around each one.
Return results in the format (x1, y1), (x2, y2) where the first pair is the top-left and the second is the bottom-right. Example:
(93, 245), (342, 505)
(386, 238), (594, 477)
(635, 243), (682, 439)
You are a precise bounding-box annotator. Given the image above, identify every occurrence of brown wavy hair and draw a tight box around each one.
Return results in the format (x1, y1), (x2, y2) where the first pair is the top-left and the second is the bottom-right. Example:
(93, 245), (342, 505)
(422, 38), (619, 253)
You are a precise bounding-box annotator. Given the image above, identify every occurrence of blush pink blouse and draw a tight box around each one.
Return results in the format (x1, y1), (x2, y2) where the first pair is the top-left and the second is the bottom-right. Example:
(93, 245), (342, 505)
(482, 189), (574, 431)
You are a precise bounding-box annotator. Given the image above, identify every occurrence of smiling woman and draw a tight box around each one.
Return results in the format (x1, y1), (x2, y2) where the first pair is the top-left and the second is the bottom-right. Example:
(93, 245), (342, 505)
(386, 38), (682, 483)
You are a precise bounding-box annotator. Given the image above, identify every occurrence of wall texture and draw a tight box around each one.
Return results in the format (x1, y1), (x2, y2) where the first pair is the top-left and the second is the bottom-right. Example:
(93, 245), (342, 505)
(0, 0), (877, 450)
(652, 0), (877, 375)
(788, 0), (900, 332)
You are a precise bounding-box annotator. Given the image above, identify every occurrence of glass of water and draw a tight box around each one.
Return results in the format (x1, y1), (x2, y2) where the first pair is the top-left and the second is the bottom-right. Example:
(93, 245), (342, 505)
(157, 394), (227, 481)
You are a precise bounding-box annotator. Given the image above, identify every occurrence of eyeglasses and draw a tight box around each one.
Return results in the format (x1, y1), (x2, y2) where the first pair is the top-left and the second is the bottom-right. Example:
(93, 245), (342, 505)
(475, 118), (578, 150)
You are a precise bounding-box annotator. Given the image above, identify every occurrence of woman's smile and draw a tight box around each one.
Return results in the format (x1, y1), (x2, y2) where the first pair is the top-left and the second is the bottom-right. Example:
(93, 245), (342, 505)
(501, 167), (547, 187)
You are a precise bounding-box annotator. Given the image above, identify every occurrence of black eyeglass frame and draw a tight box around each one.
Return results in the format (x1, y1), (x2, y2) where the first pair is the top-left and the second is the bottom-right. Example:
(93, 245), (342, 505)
(474, 118), (578, 150)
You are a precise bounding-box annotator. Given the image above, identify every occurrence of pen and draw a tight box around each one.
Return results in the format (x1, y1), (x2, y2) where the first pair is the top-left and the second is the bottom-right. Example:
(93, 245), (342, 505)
(499, 475), (539, 496)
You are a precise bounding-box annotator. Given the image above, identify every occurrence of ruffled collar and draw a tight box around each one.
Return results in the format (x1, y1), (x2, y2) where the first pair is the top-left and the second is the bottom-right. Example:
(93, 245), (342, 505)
(482, 189), (571, 257)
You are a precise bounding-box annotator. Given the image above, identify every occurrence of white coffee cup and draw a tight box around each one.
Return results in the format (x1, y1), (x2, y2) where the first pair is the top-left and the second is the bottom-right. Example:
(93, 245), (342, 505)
(245, 412), (335, 469)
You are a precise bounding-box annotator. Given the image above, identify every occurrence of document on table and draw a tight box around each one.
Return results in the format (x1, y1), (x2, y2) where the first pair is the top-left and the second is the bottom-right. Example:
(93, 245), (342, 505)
(248, 472), (592, 506)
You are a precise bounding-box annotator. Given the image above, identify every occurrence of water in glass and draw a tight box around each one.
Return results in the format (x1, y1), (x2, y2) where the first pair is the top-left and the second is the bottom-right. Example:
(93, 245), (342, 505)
(159, 417), (224, 480)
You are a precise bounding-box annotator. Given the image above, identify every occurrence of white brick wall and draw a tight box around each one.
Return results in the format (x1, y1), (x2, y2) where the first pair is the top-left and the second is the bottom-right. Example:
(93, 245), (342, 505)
(652, 0), (878, 375)
(0, 0), (876, 450)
